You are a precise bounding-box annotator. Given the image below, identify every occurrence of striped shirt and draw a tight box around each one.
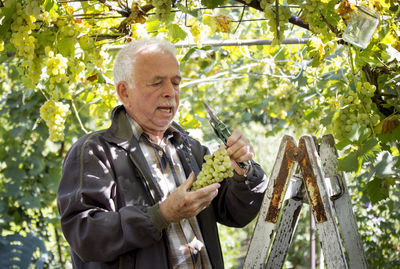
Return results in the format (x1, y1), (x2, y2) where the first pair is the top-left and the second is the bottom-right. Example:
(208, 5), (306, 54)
(127, 115), (212, 269)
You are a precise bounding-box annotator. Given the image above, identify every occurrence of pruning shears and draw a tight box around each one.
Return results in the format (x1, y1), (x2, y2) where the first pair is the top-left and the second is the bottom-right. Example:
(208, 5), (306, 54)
(203, 101), (251, 170)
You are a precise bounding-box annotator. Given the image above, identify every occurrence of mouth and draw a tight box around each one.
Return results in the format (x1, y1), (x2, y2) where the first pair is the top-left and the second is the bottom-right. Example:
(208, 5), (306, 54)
(158, 106), (173, 114)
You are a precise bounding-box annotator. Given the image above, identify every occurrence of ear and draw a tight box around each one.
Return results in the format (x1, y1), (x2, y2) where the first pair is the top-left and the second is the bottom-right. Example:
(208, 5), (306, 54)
(116, 81), (130, 104)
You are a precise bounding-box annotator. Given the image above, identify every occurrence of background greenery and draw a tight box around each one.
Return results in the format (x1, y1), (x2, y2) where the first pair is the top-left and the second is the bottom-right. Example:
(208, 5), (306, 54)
(0, 0), (399, 268)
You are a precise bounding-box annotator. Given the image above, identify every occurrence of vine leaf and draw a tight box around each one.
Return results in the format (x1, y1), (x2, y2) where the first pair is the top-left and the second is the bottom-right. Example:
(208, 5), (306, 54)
(201, 0), (227, 9)
(366, 177), (396, 204)
(338, 151), (362, 174)
(167, 23), (187, 42)
(373, 151), (399, 178)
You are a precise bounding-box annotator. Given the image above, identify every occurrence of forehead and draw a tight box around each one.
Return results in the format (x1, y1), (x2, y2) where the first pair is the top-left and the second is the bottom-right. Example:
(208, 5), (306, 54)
(134, 47), (179, 69)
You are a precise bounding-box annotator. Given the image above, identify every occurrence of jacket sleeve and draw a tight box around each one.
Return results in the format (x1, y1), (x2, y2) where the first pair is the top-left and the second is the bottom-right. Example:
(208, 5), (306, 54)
(214, 161), (268, 227)
(57, 136), (165, 263)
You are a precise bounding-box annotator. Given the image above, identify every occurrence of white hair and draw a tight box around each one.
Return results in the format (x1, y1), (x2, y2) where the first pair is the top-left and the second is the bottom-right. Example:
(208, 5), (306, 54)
(113, 38), (177, 88)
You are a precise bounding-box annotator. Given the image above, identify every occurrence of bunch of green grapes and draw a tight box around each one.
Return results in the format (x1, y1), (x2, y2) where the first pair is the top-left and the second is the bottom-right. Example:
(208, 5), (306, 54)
(45, 48), (69, 90)
(331, 81), (380, 140)
(150, 0), (172, 22)
(191, 147), (234, 191)
(9, 0), (43, 87)
(270, 81), (296, 119)
(40, 99), (70, 141)
(298, 0), (336, 42)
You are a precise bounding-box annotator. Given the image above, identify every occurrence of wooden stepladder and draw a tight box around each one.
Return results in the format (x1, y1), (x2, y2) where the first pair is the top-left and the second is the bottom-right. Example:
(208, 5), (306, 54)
(244, 134), (368, 269)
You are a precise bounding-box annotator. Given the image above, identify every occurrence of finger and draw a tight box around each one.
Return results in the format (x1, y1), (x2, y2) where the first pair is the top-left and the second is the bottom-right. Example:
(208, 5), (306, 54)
(226, 129), (242, 147)
(183, 172), (195, 191)
(192, 183), (220, 200)
(230, 145), (254, 162)
(198, 188), (219, 211)
(227, 136), (251, 158)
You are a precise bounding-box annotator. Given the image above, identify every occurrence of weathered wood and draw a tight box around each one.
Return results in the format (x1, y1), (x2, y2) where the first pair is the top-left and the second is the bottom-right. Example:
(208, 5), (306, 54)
(299, 136), (348, 269)
(320, 135), (368, 269)
(265, 198), (303, 269)
(243, 135), (297, 269)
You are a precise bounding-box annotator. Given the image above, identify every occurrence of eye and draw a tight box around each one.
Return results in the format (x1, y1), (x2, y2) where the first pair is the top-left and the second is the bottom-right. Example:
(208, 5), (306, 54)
(151, 81), (163, 87)
(172, 79), (181, 87)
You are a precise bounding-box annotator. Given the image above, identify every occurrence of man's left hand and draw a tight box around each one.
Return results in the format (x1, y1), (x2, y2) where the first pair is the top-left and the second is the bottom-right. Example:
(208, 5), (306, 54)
(226, 129), (254, 176)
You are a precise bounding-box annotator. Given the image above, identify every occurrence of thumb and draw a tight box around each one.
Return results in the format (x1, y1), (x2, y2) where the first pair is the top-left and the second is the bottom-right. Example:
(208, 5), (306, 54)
(183, 172), (195, 191)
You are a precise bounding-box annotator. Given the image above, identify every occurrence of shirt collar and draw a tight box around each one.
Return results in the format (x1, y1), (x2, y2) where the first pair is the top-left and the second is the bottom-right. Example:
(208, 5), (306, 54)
(126, 113), (181, 143)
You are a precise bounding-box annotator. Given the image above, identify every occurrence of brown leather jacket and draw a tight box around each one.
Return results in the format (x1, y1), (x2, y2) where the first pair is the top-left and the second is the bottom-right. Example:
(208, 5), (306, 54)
(57, 105), (268, 268)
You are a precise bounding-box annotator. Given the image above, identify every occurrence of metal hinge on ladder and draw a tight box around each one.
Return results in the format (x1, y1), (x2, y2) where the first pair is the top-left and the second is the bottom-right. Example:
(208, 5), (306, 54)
(243, 134), (368, 269)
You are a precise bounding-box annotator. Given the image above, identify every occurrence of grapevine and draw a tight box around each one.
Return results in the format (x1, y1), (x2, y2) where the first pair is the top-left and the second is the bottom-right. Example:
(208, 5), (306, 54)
(191, 147), (234, 191)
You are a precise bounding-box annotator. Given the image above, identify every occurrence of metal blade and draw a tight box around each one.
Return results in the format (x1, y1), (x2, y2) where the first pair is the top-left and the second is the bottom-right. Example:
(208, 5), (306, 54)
(202, 101), (218, 121)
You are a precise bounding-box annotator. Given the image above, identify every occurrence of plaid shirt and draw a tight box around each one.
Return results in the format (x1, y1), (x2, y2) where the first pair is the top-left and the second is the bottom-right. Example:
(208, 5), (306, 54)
(128, 116), (212, 269)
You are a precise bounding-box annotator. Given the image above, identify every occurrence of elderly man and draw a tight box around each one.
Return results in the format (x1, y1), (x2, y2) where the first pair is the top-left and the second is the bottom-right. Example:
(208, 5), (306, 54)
(57, 38), (267, 268)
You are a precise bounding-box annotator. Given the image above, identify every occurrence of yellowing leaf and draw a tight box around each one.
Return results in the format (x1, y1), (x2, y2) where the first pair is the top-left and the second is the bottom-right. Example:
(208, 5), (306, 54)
(214, 15), (232, 33)
(167, 24), (187, 42)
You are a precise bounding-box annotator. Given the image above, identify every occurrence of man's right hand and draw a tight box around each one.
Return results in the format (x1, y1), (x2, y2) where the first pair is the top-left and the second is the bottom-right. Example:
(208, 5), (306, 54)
(159, 172), (220, 223)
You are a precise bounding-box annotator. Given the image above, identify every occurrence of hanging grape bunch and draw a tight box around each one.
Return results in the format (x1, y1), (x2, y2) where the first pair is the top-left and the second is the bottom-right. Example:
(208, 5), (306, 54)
(191, 147), (234, 191)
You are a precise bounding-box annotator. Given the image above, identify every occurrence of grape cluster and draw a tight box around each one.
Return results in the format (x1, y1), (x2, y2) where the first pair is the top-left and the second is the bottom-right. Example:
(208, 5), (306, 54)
(331, 81), (380, 139)
(298, 0), (336, 43)
(9, 0), (43, 87)
(150, 0), (172, 22)
(191, 147), (234, 191)
(40, 99), (70, 141)
(271, 82), (296, 119)
(45, 48), (69, 90)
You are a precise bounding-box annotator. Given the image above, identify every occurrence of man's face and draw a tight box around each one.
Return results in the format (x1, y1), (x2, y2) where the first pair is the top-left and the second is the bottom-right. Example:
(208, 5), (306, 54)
(124, 49), (181, 135)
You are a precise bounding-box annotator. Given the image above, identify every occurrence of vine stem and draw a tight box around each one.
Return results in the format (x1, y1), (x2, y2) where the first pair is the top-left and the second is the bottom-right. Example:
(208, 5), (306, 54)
(71, 99), (89, 134)
(39, 88), (49, 101)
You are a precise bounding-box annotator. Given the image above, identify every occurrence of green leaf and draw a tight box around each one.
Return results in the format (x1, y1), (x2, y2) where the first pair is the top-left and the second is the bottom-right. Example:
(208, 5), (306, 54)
(335, 138), (352, 150)
(20, 196), (41, 209)
(43, 0), (56, 12)
(167, 24), (187, 42)
(347, 125), (369, 144)
(0, 2), (16, 38)
(57, 37), (75, 57)
(175, 2), (199, 17)
(373, 151), (399, 178)
(366, 177), (394, 204)
(358, 138), (379, 156)
(180, 47), (197, 63)
(201, 0), (226, 9)
(338, 151), (362, 173)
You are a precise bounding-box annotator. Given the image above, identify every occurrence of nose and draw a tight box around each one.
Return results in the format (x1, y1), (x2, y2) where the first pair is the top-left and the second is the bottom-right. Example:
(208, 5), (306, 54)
(162, 80), (177, 98)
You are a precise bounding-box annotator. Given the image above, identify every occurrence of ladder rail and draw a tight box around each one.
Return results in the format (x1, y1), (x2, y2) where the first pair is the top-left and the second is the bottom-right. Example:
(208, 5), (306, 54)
(298, 136), (348, 269)
(320, 135), (368, 269)
(243, 135), (297, 269)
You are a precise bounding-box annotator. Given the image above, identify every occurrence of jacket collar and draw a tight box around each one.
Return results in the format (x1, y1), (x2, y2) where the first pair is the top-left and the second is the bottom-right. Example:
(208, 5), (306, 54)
(105, 105), (189, 150)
